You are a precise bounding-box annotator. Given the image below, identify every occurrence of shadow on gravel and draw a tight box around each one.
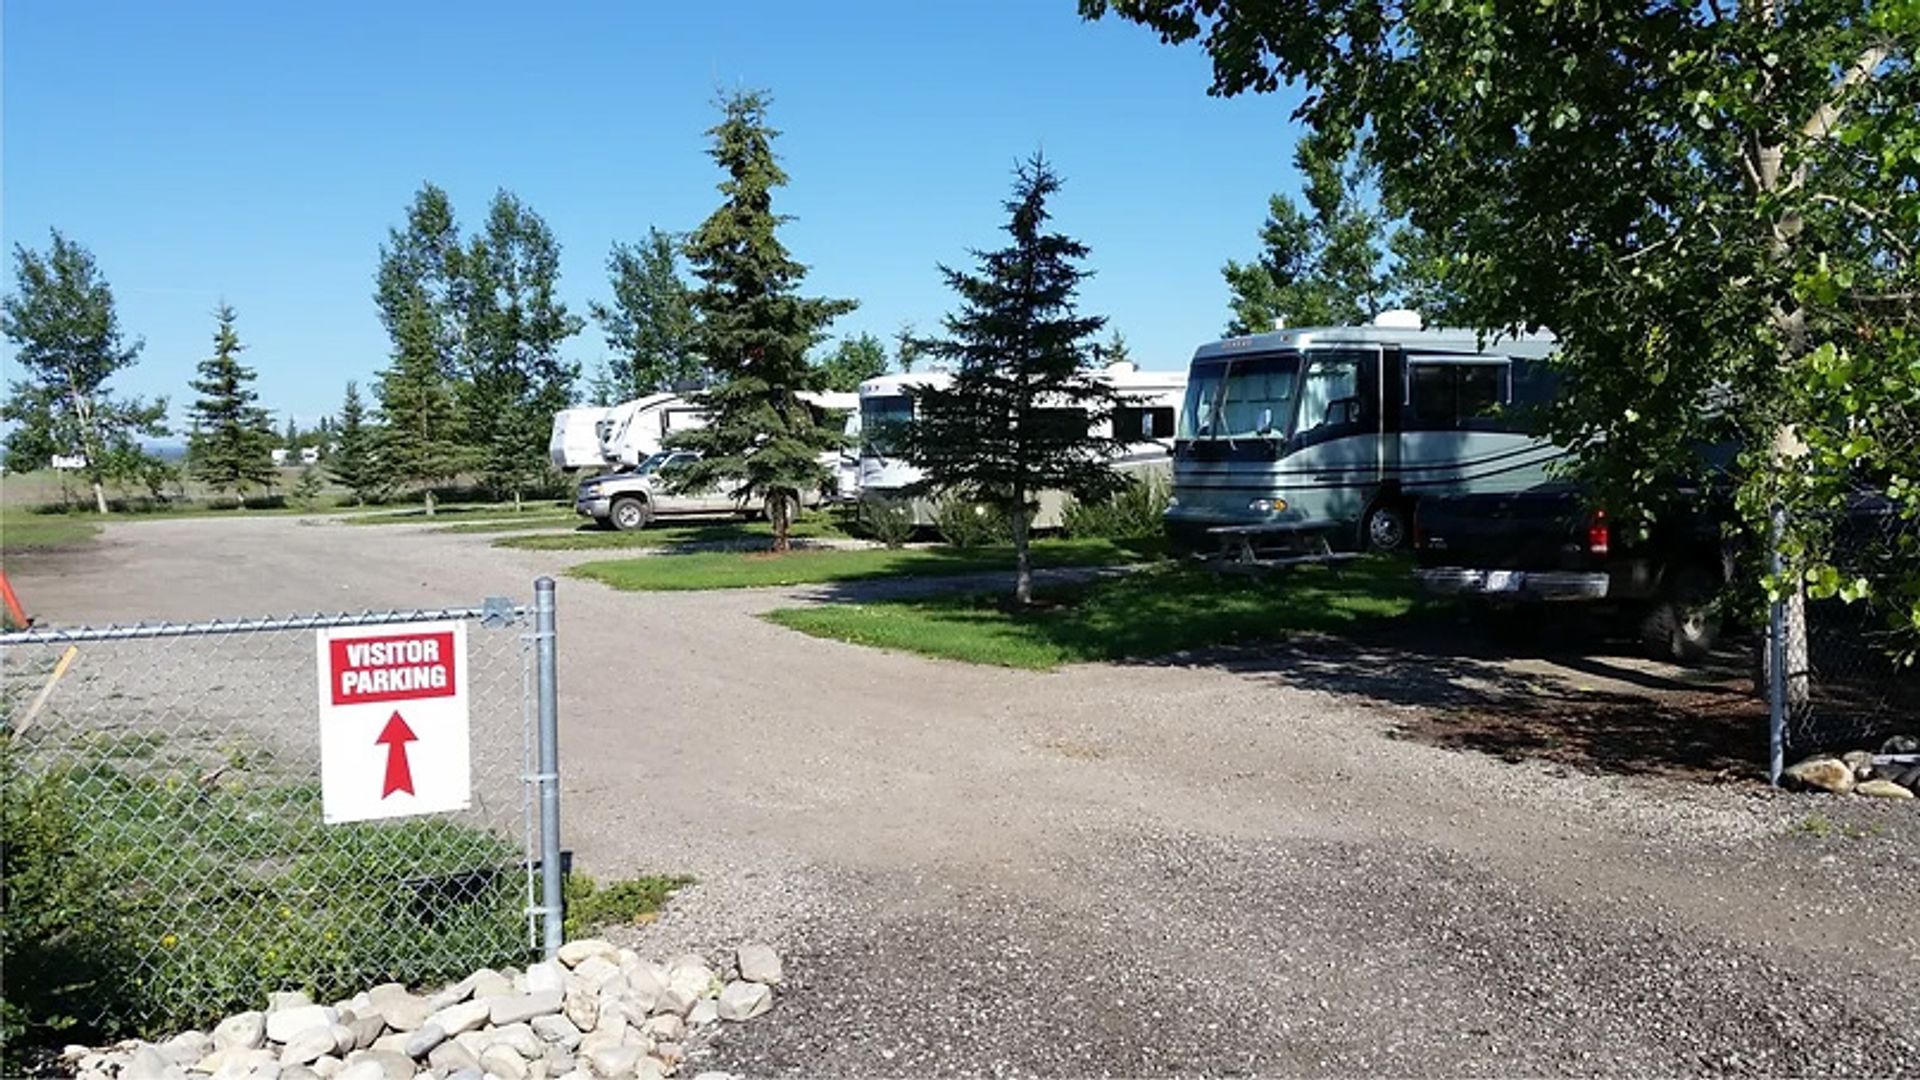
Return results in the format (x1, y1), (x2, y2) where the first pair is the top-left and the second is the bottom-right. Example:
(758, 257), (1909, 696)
(1181, 614), (1769, 783)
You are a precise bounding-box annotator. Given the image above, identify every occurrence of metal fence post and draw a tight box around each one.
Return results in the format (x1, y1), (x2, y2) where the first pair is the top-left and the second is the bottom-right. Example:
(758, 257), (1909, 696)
(534, 577), (565, 957)
(1768, 506), (1787, 786)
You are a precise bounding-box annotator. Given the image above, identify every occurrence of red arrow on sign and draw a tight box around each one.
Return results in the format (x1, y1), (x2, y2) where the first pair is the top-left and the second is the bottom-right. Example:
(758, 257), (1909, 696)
(375, 711), (418, 798)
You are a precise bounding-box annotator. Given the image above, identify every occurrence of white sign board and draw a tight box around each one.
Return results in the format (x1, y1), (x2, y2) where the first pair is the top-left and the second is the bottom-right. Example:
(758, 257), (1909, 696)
(51, 454), (88, 470)
(315, 621), (471, 824)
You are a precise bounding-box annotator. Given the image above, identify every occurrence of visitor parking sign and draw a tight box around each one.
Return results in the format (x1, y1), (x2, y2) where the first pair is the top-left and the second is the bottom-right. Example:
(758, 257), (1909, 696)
(315, 621), (472, 824)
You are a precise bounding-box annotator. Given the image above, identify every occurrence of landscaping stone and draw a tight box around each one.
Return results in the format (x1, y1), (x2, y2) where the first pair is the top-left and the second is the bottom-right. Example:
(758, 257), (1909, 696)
(269, 991), (315, 1012)
(215, 1011), (268, 1052)
(636, 1057), (669, 1080)
(736, 944), (783, 985)
(654, 985), (697, 1018)
(557, 938), (617, 967)
(587, 1044), (641, 1078)
(1784, 755), (1855, 794)
(430, 998), (493, 1037)
(526, 960), (567, 996)
(403, 1023), (448, 1059)
(470, 968), (514, 999)
(280, 1027), (337, 1067)
(491, 989), (566, 1026)
(347, 1014), (383, 1051)
(428, 1039), (481, 1074)
(688, 999), (719, 1027)
(715, 981), (772, 1022)
(309, 1055), (344, 1078)
(454, 1028), (492, 1059)
(482, 1044), (531, 1080)
(642, 1014), (685, 1042)
(326, 1023), (356, 1055)
(267, 1005), (338, 1045)
(667, 959), (715, 1000)
(491, 1022), (545, 1060)
(121, 1045), (175, 1080)
(160, 1030), (212, 1065)
(1858, 778), (1915, 799)
(369, 1032), (413, 1055)
(532, 1013), (584, 1048)
(283, 1066), (322, 1080)
(333, 1061), (388, 1080)
(345, 1049), (415, 1080)
(572, 954), (623, 993)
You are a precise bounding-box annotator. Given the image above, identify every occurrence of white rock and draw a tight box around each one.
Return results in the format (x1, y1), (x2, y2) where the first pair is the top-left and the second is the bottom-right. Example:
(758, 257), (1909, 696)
(735, 944), (783, 985)
(310, 1055), (344, 1078)
(531, 1014), (583, 1049)
(280, 1027), (337, 1067)
(403, 1023), (447, 1059)
(564, 990), (599, 1033)
(283, 1066), (321, 1080)
(652, 985), (696, 1018)
(480, 1045), (530, 1080)
(267, 1005), (338, 1045)
(162, 1030), (213, 1065)
(454, 1029), (491, 1058)
(333, 1061), (387, 1080)
(635, 1057), (668, 1080)
(587, 1044), (640, 1078)
(346, 1014), (383, 1051)
(690, 1073), (738, 1080)
(344, 1048), (414, 1080)
(428, 999), (492, 1037)
(666, 961), (714, 1000)
(428, 1039), (480, 1074)
(571, 954), (622, 993)
(268, 991), (315, 1013)
(489, 989), (565, 1026)
(215, 1011), (269, 1052)
(368, 1032), (412, 1056)
(621, 964), (666, 1015)
(327, 1023), (356, 1055)
(374, 992), (431, 1033)
(715, 981), (771, 1022)
(556, 939), (616, 967)
(640, 1014), (684, 1043)
(121, 1045), (175, 1080)
(687, 1000), (719, 1027)
(470, 968), (514, 999)
(525, 961), (567, 996)
(490, 1022), (544, 1060)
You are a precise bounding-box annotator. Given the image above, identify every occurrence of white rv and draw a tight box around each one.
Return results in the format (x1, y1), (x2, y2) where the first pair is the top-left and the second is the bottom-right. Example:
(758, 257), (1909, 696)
(549, 407), (613, 471)
(855, 362), (1188, 527)
(600, 393), (709, 469)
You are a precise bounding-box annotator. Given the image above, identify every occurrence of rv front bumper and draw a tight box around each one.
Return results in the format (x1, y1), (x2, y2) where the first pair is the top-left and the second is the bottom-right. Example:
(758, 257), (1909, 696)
(1415, 567), (1611, 601)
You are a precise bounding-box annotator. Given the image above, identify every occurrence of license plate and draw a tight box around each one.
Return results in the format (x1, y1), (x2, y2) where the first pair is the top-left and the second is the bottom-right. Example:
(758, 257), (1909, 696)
(1484, 570), (1521, 592)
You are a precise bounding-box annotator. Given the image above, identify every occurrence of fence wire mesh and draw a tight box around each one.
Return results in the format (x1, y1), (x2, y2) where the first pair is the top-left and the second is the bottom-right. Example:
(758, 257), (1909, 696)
(1778, 491), (1920, 761)
(0, 603), (540, 1034)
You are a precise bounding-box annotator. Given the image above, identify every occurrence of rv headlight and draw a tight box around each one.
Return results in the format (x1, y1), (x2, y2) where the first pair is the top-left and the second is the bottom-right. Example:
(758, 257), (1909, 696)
(1247, 497), (1288, 513)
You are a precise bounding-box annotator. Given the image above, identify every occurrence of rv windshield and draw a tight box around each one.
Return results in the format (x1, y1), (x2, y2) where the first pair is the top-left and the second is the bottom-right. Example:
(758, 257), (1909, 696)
(861, 394), (914, 455)
(1179, 353), (1300, 439)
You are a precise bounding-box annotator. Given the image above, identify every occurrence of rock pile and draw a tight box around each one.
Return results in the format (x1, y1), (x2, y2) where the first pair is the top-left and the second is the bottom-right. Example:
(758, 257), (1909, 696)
(1783, 735), (1919, 798)
(61, 941), (782, 1080)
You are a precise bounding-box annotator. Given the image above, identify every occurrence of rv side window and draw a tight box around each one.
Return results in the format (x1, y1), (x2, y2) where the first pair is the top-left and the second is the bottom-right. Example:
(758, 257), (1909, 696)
(1029, 407), (1091, 440)
(1296, 355), (1364, 436)
(1115, 405), (1176, 442)
(1407, 360), (1511, 429)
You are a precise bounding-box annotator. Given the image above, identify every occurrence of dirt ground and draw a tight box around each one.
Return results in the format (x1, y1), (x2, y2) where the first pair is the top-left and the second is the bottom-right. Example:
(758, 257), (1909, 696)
(9, 516), (1918, 1076)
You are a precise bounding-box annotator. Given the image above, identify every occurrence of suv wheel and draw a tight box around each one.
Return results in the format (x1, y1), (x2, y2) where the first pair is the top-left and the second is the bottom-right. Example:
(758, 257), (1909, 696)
(610, 495), (651, 532)
(1363, 502), (1410, 552)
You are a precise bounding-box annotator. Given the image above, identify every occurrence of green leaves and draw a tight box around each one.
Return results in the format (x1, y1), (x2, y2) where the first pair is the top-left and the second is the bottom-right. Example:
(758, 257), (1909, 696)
(184, 304), (277, 497)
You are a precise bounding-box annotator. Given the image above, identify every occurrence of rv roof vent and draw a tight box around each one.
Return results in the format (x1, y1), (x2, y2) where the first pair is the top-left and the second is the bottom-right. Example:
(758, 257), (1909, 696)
(1371, 309), (1424, 330)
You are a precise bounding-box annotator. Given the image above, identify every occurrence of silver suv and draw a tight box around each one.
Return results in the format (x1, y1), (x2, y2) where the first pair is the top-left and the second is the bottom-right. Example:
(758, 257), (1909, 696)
(574, 451), (826, 531)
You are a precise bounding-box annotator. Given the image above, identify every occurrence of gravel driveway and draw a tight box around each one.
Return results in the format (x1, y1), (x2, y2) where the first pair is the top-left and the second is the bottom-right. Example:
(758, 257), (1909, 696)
(12, 516), (1919, 1076)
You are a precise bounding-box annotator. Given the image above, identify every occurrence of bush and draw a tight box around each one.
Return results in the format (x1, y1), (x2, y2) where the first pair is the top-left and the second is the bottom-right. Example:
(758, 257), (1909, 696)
(863, 499), (916, 549)
(1062, 476), (1172, 540)
(932, 496), (1012, 548)
(561, 873), (692, 939)
(1, 745), (139, 1072)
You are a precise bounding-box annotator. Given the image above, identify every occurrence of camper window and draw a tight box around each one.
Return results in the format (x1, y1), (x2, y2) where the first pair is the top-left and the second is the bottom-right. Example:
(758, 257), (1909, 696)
(1296, 354), (1363, 436)
(1116, 405), (1176, 442)
(1407, 359), (1511, 429)
(1181, 354), (1300, 440)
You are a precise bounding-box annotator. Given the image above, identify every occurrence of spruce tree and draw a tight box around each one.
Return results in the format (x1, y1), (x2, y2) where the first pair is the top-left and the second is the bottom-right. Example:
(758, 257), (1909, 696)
(901, 155), (1118, 606)
(185, 304), (277, 499)
(374, 292), (467, 515)
(327, 381), (380, 504)
(672, 90), (856, 551)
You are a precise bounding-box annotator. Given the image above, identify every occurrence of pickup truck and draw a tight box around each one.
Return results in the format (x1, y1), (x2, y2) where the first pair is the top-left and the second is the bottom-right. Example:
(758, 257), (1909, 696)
(1411, 483), (1734, 662)
(575, 450), (827, 531)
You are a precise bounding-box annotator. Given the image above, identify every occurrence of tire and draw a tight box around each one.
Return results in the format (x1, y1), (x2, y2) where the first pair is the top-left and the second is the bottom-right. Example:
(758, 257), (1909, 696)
(609, 495), (651, 532)
(1363, 501), (1410, 552)
(1639, 563), (1722, 663)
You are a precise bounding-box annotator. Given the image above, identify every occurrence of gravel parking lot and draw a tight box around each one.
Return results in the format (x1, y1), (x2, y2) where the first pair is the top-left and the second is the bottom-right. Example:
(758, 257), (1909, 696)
(12, 516), (1919, 1076)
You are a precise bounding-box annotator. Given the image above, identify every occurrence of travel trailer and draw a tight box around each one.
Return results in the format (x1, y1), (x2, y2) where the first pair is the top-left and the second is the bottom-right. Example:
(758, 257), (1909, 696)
(855, 362), (1189, 527)
(1167, 311), (1561, 552)
(549, 406), (614, 471)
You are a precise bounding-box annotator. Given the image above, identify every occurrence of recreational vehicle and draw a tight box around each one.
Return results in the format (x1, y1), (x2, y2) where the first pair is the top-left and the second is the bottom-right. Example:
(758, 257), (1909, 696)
(549, 406), (613, 471)
(1167, 312), (1561, 552)
(855, 363), (1189, 528)
(601, 393), (710, 469)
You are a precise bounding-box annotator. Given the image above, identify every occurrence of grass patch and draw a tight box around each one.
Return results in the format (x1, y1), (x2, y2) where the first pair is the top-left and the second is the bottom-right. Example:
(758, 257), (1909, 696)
(1, 509), (103, 557)
(341, 501), (569, 525)
(499, 512), (851, 551)
(433, 513), (581, 535)
(562, 872), (693, 939)
(764, 559), (1424, 669)
(572, 537), (1165, 591)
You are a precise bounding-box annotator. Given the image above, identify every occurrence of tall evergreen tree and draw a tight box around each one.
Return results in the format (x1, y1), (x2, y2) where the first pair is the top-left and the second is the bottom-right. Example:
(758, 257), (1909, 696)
(282, 414), (300, 450)
(0, 231), (169, 513)
(671, 90), (857, 551)
(900, 155), (1117, 606)
(814, 332), (888, 392)
(185, 304), (276, 498)
(374, 292), (467, 515)
(590, 227), (700, 395)
(892, 320), (923, 373)
(327, 381), (380, 505)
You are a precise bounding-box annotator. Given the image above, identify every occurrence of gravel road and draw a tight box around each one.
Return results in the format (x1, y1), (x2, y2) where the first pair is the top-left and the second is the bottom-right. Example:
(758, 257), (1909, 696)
(12, 516), (1919, 1076)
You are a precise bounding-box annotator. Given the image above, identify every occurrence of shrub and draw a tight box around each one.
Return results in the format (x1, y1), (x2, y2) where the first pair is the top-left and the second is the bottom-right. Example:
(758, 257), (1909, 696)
(1062, 476), (1172, 540)
(562, 873), (692, 939)
(863, 499), (916, 549)
(932, 496), (1012, 548)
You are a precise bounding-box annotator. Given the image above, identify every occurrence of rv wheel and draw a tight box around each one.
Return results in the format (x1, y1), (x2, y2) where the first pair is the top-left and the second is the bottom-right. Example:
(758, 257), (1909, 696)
(610, 496), (651, 532)
(1363, 503), (1410, 552)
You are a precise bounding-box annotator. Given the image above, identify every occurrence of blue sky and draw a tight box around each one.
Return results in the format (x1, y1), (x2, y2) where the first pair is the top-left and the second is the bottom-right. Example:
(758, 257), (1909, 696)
(3, 1), (1308, 428)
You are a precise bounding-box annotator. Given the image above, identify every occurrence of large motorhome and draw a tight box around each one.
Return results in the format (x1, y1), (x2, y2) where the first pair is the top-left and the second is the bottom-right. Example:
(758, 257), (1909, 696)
(855, 362), (1190, 528)
(1167, 311), (1561, 551)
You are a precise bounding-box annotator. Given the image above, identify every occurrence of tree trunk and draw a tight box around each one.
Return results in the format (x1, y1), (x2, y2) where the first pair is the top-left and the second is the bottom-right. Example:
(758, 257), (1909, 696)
(91, 479), (109, 515)
(1010, 494), (1032, 607)
(424, 489), (437, 518)
(770, 490), (793, 553)
(514, 489), (523, 513)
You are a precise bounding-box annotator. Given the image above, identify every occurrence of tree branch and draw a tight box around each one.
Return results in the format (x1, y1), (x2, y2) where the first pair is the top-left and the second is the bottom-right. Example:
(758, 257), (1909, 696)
(1800, 44), (1891, 142)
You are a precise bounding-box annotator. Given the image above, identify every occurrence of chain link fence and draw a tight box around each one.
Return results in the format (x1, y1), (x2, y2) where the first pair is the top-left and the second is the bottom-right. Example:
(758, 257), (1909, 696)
(0, 587), (561, 1039)
(1771, 491), (1920, 767)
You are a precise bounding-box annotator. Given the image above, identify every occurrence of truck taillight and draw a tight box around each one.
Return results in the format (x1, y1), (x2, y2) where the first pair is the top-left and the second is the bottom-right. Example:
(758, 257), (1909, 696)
(1587, 509), (1610, 556)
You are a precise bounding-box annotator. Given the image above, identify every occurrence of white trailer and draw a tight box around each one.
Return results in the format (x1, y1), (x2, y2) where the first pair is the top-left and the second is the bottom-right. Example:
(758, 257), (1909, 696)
(549, 407), (614, 470)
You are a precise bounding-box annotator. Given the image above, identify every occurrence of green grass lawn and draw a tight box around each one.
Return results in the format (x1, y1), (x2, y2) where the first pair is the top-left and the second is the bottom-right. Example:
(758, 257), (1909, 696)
(1, 508), (103, 560)
(341, 501), (571, 525)
(571, 536), (1165, 591)
(498, 512), (852, 550)
(763, 558), (1425, 669)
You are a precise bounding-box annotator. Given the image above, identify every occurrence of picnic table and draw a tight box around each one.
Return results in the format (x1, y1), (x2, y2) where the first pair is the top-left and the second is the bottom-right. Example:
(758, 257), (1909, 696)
(1202, 520), (1365, 572)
